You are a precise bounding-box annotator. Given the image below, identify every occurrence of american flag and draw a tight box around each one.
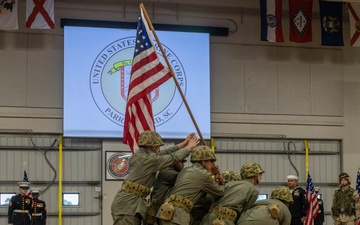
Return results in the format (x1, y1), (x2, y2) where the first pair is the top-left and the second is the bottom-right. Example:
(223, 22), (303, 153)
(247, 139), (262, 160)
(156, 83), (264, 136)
(304, 173), (319, 225)
(23, 170), (32, 197)
(122, 7), (172, 152)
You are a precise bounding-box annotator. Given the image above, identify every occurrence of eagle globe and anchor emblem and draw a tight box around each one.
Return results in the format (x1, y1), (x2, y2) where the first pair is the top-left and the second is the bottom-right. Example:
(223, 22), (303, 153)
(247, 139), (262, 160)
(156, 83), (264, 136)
(90, 37), (187, 128)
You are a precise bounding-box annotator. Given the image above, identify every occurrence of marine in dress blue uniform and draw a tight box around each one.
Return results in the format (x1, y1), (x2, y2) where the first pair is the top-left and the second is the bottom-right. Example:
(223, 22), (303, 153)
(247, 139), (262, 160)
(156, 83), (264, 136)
(8, 182), (33, 225)
(31, 189), (46, 225)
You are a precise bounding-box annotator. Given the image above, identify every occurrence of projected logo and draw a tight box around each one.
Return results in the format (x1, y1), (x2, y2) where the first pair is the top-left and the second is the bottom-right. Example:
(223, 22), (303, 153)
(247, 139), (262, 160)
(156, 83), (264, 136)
(90, 37), (186, 127)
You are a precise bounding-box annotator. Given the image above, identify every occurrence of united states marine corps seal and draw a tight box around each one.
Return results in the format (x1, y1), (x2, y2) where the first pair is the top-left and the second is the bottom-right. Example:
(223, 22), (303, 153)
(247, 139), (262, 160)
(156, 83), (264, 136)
(107, 153), (131, 179)
(90, 37), (186, 127)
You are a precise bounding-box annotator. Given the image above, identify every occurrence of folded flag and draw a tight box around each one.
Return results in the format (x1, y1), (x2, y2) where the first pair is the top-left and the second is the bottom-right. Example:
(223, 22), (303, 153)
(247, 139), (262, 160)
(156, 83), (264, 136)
(319, 0), (343, 46)
(348, 3), (360, 47)
(260, 0), (284, 42)
(289, 0), (313, 43)
(0, 0), (18, 30)
(26, 0), (55, 29)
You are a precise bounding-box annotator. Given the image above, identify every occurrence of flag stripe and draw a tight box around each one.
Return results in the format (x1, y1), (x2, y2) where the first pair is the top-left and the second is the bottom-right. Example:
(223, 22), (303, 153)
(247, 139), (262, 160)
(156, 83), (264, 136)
(305, 173), (320, 225)
(123, 7), (172, 152)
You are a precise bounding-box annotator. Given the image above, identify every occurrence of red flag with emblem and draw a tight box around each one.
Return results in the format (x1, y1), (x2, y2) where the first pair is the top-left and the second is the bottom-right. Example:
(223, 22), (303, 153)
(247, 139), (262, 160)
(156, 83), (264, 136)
(289, 0), (313, 43)
(26, 0), (55, 29)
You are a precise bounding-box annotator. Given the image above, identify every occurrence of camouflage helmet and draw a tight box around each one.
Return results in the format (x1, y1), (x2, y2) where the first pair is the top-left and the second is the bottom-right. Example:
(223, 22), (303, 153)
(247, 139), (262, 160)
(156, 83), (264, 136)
(222, 170), (241, 183)
(138, 130), (164, 147)
(270, 186), (293, 203)
(240, 162), (265, 179)
(339, 172), (351, 184)
(190, 145), (216, 163)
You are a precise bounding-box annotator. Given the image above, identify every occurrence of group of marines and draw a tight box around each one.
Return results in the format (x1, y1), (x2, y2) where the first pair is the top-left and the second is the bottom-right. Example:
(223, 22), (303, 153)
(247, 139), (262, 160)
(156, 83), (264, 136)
(111, 131), (293, 225)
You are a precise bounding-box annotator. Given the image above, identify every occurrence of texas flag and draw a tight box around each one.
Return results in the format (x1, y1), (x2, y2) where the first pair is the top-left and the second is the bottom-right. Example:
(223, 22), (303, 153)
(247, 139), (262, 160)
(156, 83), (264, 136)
(260, 0), (284, 42)
(348, 3), (360, 47)
(0, 0), (18, 30)
(26, 0), (55, 29)
(289, 0), (313, 43)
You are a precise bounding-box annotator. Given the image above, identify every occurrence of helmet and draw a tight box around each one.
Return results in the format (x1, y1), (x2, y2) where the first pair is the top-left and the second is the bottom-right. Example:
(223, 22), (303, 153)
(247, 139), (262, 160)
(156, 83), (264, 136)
(190, 145), (216, 163)
(240, 162), (265, 179)
(222, 170), (241, 183)
(270, 186), (293, 203)
(138, 130), (164, 147)
(339, 172), (351, 184)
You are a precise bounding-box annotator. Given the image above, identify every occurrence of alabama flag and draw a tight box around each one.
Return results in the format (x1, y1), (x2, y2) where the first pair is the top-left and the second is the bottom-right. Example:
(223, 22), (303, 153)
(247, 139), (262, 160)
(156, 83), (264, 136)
(348, 3), (360, 47)
(0, 0), (18, 30)
(289, 0), (313, 43)
(260, 0), (284, 42)
(26, 0), (55, 29)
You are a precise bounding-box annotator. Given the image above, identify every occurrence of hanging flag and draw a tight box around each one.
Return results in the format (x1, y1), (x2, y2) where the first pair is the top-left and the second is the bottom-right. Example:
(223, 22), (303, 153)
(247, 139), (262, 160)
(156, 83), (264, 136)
(260, 0), (284, 42)
(348, 3), (360, 47)
(356, 170), (360, 194)
(122, 7), (172, 153)
(26, 0), (55, 29)
(0, 0), (18, 30)
(319, 0), (343, 46)
(304, 173), (320, 225)
(289, 0), (313, 43)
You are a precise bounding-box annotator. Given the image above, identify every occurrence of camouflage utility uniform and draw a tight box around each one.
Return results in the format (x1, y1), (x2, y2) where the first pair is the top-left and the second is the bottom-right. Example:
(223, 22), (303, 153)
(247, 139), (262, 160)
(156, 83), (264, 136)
(157, 146), (224, 225)
(111, 131), (192, 225)
(200, 163), (265, 225)
(332, 173), (360, 225)
(237, 186), (293, 225)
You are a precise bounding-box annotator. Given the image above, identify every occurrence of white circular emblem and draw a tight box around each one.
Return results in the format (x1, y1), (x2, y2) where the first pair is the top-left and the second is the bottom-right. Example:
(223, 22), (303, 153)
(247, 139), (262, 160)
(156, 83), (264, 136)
(90, 37), (186, 127)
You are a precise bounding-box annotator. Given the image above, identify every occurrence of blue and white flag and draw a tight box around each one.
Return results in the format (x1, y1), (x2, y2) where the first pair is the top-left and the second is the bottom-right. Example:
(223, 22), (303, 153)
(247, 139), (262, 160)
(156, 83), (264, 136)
(319, 0), (344, 46)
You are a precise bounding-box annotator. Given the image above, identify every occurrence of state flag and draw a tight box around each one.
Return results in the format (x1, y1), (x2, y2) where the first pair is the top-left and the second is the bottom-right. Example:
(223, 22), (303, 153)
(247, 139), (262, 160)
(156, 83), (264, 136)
(26, 0), (55, 29)
(0, 0), (18, 30)
(289, 0), (313, 43)
(348, 3), (360, 47)
(260, 0), (284, 42)
(319, 0), (343, 46)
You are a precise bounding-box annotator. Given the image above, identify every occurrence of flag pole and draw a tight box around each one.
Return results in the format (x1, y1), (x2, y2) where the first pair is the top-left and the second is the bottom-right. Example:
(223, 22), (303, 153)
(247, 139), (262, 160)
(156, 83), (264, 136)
(140, 3), (207, 146)
(304, 139), (309, 177)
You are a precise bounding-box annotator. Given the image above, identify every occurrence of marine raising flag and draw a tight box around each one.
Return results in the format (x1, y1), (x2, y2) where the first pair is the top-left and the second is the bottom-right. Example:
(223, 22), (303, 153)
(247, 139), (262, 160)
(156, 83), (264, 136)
(122, 6), (172, 153)
(0, 0), (18, 30)
(319, 0), (343, 46)
(348, 3), (360, 47)
(289, 0), (313, 43)
(260, 0), (284, 42)
(26, 0), (55, 29)
(305, 173), (319, 225)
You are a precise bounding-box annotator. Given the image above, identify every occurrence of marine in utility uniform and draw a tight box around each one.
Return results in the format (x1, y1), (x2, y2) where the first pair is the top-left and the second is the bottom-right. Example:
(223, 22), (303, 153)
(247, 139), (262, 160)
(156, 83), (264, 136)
(30, 188), (46, 225)
(237, 186), (293, 225)
(331, 172), (360, 225)
(156, 145), (225, 225)
(8, 181), (33, 225)
(314, 187), (324, 225)
(287, 175), (309, 225)
(144, 159), (187, 225)
(111, 131), (199, 225)
(200, 162), (265, 225)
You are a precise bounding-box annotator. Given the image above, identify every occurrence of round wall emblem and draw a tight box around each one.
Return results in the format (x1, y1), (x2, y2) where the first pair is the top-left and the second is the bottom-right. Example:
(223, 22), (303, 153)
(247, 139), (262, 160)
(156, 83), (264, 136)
(107, 153), (131, 179)
(90, 37), (186, 127)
